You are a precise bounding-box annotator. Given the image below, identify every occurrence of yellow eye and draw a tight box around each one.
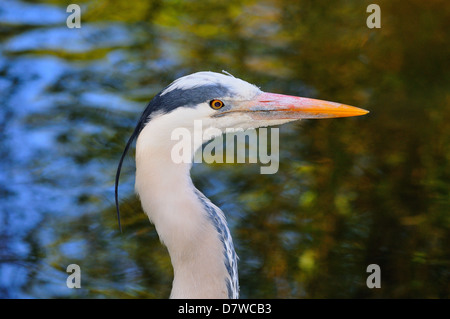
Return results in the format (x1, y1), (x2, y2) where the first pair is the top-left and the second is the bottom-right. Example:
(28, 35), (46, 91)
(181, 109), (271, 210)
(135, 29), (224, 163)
(210, 99), (224, 110)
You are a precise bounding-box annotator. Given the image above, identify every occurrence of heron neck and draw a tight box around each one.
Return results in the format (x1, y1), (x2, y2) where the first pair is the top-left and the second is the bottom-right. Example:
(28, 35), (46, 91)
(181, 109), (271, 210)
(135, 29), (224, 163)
(135, 123), (238, 298)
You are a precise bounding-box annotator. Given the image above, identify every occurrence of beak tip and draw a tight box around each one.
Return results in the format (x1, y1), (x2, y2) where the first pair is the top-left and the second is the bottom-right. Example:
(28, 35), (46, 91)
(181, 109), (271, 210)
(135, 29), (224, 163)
(360, 109), (370, 115)
(343, 105), (370, 117)
(358, 109), (370, 115)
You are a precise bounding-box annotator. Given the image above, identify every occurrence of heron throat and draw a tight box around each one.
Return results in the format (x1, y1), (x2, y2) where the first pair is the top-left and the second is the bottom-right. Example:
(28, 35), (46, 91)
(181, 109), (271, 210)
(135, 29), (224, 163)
(134, 119), (239, 299)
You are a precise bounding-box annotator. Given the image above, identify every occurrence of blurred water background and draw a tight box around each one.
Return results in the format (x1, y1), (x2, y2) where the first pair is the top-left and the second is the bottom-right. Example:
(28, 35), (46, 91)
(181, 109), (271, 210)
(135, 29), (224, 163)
(0, 0), (449, 298)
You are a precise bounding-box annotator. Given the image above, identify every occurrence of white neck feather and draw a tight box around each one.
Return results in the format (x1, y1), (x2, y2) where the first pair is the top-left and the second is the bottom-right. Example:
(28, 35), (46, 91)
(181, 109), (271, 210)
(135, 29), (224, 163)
(135, 114), (237, 299)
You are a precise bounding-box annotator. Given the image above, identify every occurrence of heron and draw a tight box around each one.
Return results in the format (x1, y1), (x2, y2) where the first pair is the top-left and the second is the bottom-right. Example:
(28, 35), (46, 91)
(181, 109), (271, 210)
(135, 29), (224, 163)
(115, 71), (368, 299)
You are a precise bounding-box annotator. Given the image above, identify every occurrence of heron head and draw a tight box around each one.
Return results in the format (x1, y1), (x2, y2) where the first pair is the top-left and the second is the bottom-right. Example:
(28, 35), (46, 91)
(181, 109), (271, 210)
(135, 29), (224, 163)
(137, 71), (368, 136)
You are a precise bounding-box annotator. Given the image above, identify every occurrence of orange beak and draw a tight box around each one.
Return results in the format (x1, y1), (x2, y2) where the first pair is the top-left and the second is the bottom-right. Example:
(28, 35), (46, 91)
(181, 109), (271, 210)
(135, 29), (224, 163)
(217, 92), (369, 120)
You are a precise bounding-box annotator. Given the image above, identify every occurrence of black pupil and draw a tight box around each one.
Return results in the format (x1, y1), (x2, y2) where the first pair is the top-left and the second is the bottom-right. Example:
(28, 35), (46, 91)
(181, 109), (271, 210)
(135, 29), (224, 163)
(214, 101), (221, 108)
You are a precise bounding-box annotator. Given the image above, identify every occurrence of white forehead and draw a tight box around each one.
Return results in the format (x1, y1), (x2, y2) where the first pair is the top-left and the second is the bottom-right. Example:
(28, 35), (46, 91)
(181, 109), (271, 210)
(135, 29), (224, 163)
(160, 71), (261, 100)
